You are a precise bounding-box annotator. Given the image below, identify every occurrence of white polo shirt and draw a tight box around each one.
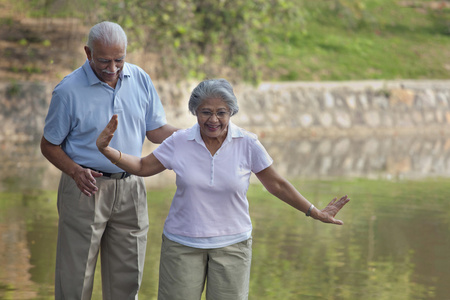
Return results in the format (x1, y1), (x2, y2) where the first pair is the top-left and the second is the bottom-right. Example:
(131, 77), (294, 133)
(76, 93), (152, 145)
(153, 122), (273, 238)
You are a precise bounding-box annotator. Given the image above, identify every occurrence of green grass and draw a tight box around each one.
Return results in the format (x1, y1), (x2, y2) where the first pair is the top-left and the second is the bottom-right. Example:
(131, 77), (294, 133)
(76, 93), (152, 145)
(259, 0), (450, 81)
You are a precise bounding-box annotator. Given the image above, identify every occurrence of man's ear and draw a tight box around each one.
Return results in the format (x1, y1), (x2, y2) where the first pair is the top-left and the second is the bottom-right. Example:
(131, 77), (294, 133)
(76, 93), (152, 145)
(84, 46), (92, 62)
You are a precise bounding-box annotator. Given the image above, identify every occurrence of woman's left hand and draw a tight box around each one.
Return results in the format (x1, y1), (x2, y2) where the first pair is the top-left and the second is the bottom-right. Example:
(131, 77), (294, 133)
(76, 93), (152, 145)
(96, 114), (118, 152)
(315, 195), (350, 225)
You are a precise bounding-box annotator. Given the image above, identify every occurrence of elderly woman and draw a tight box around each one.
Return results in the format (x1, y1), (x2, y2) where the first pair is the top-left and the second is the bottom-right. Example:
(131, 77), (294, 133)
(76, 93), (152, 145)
(96, 78), (349, 300)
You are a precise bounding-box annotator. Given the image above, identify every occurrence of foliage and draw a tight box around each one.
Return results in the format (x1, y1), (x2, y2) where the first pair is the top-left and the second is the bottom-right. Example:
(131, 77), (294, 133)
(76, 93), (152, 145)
(16, 0), (303, 83)
(6, 0), (450, 82)
(92, 0), (303, 83)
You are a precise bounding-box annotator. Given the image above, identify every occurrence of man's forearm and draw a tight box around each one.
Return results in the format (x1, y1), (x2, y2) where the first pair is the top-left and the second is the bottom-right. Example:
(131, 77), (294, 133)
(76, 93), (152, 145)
(146, 124), (179, 144)
(40, 136), (80, 178)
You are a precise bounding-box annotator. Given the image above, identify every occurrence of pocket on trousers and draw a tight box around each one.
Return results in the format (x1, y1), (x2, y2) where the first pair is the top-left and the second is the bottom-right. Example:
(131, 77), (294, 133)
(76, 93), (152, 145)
(236, 237), (253, 259)
(58, 173), (84, 211)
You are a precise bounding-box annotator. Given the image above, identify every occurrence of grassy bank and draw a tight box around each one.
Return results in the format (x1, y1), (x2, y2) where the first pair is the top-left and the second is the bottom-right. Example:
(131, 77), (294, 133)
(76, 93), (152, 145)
(261, 0), (450, 81)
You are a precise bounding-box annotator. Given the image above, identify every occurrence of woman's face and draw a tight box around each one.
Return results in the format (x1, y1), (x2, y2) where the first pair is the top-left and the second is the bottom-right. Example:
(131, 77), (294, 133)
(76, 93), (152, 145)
(196, 98), (231, 141)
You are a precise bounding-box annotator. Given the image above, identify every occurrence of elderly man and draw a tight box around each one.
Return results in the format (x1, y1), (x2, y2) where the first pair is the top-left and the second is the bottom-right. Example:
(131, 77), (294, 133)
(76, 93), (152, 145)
(41, 21), (177, 300)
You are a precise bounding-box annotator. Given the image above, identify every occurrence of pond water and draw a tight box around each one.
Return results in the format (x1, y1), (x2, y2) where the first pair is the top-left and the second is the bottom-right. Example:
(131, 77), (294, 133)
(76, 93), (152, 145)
(1, 136), (450, 300)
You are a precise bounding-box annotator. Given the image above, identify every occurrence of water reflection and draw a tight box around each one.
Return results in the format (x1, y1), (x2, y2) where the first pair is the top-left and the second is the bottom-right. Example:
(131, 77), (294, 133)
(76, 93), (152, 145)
(3, 179), (450, 299)
(1, 135), (450, 299)
(249, 179), (450, 300)
(2, 134), (450, 192)
(262, 134), (450, 180)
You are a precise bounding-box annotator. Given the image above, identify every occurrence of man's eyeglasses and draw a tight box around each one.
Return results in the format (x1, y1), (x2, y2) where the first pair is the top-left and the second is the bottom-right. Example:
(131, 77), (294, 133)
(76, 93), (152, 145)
(198, 110), (231, 119)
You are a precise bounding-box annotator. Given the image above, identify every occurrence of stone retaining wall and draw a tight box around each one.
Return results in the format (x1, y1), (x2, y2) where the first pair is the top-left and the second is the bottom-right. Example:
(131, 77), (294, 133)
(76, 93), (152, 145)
(234, 80), (450, 138)
(1, 79), (450, 141)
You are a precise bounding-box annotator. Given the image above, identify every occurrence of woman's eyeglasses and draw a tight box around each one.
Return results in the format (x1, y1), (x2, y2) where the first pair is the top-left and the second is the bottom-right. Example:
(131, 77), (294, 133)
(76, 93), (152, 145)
(198, 110), (231, 119)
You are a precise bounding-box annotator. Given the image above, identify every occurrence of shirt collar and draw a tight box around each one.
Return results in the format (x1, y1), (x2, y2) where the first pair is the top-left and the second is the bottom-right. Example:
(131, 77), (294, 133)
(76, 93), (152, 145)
(82, 59), (130, 86)
(188, 121), (243, 144)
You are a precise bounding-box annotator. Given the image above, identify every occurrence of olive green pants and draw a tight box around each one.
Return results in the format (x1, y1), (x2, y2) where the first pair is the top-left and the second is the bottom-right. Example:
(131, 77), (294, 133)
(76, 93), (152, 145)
(158, 234), (252, 300)
(54, 173), (148, 300)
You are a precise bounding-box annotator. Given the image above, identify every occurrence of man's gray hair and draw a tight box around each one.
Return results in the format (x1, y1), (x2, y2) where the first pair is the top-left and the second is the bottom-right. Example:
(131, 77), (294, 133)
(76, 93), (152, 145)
(87, 21), (128, 53)
(188, 79), (239, 116)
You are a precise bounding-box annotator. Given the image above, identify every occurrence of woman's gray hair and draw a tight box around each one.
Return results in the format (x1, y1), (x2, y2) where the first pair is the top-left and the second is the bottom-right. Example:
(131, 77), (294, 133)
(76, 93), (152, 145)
(188, 79), (239, 116)
(86, 21), (128, 53)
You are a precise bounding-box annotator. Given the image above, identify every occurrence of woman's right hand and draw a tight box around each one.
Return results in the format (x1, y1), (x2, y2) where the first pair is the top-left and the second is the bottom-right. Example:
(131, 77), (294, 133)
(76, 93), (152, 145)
(96, 114), (118, 153)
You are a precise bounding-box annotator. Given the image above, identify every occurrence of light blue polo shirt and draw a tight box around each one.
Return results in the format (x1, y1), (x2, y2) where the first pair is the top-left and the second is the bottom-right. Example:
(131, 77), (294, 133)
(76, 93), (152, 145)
(43, 59), (167, 173)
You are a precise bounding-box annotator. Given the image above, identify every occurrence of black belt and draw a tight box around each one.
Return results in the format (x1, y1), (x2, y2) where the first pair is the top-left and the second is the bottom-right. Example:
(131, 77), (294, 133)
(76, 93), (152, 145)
(80, 165), (131, 179)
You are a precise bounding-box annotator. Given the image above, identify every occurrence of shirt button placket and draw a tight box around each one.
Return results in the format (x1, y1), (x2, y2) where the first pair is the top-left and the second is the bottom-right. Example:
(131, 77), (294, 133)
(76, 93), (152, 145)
(210, 157), (215, 185)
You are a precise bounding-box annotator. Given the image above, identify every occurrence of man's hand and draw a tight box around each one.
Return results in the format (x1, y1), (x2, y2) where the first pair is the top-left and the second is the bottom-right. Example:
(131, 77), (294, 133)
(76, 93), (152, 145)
(72, 166), (103, 196)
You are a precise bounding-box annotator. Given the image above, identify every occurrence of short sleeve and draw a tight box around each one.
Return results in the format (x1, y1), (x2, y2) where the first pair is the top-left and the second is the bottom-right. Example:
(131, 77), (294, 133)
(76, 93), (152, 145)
(43, 91), (71, 145)
(250, 138), (273, 173)
(153, 134), (175, 170)
(145, 75), (167, 131)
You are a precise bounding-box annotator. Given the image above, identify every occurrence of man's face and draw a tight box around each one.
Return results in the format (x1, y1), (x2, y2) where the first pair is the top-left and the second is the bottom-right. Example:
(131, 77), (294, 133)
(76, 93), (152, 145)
(84, 40), (126, 88)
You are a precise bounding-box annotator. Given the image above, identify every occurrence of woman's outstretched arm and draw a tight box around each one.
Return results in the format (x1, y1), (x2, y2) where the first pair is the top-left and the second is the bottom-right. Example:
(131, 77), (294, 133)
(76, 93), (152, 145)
(255, 165), (349, 225)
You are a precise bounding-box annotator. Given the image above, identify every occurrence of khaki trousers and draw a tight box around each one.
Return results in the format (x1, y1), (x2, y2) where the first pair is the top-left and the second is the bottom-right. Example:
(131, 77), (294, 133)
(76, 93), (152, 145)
(158, 234), (252, 300)
(54, 173), (148, 300)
